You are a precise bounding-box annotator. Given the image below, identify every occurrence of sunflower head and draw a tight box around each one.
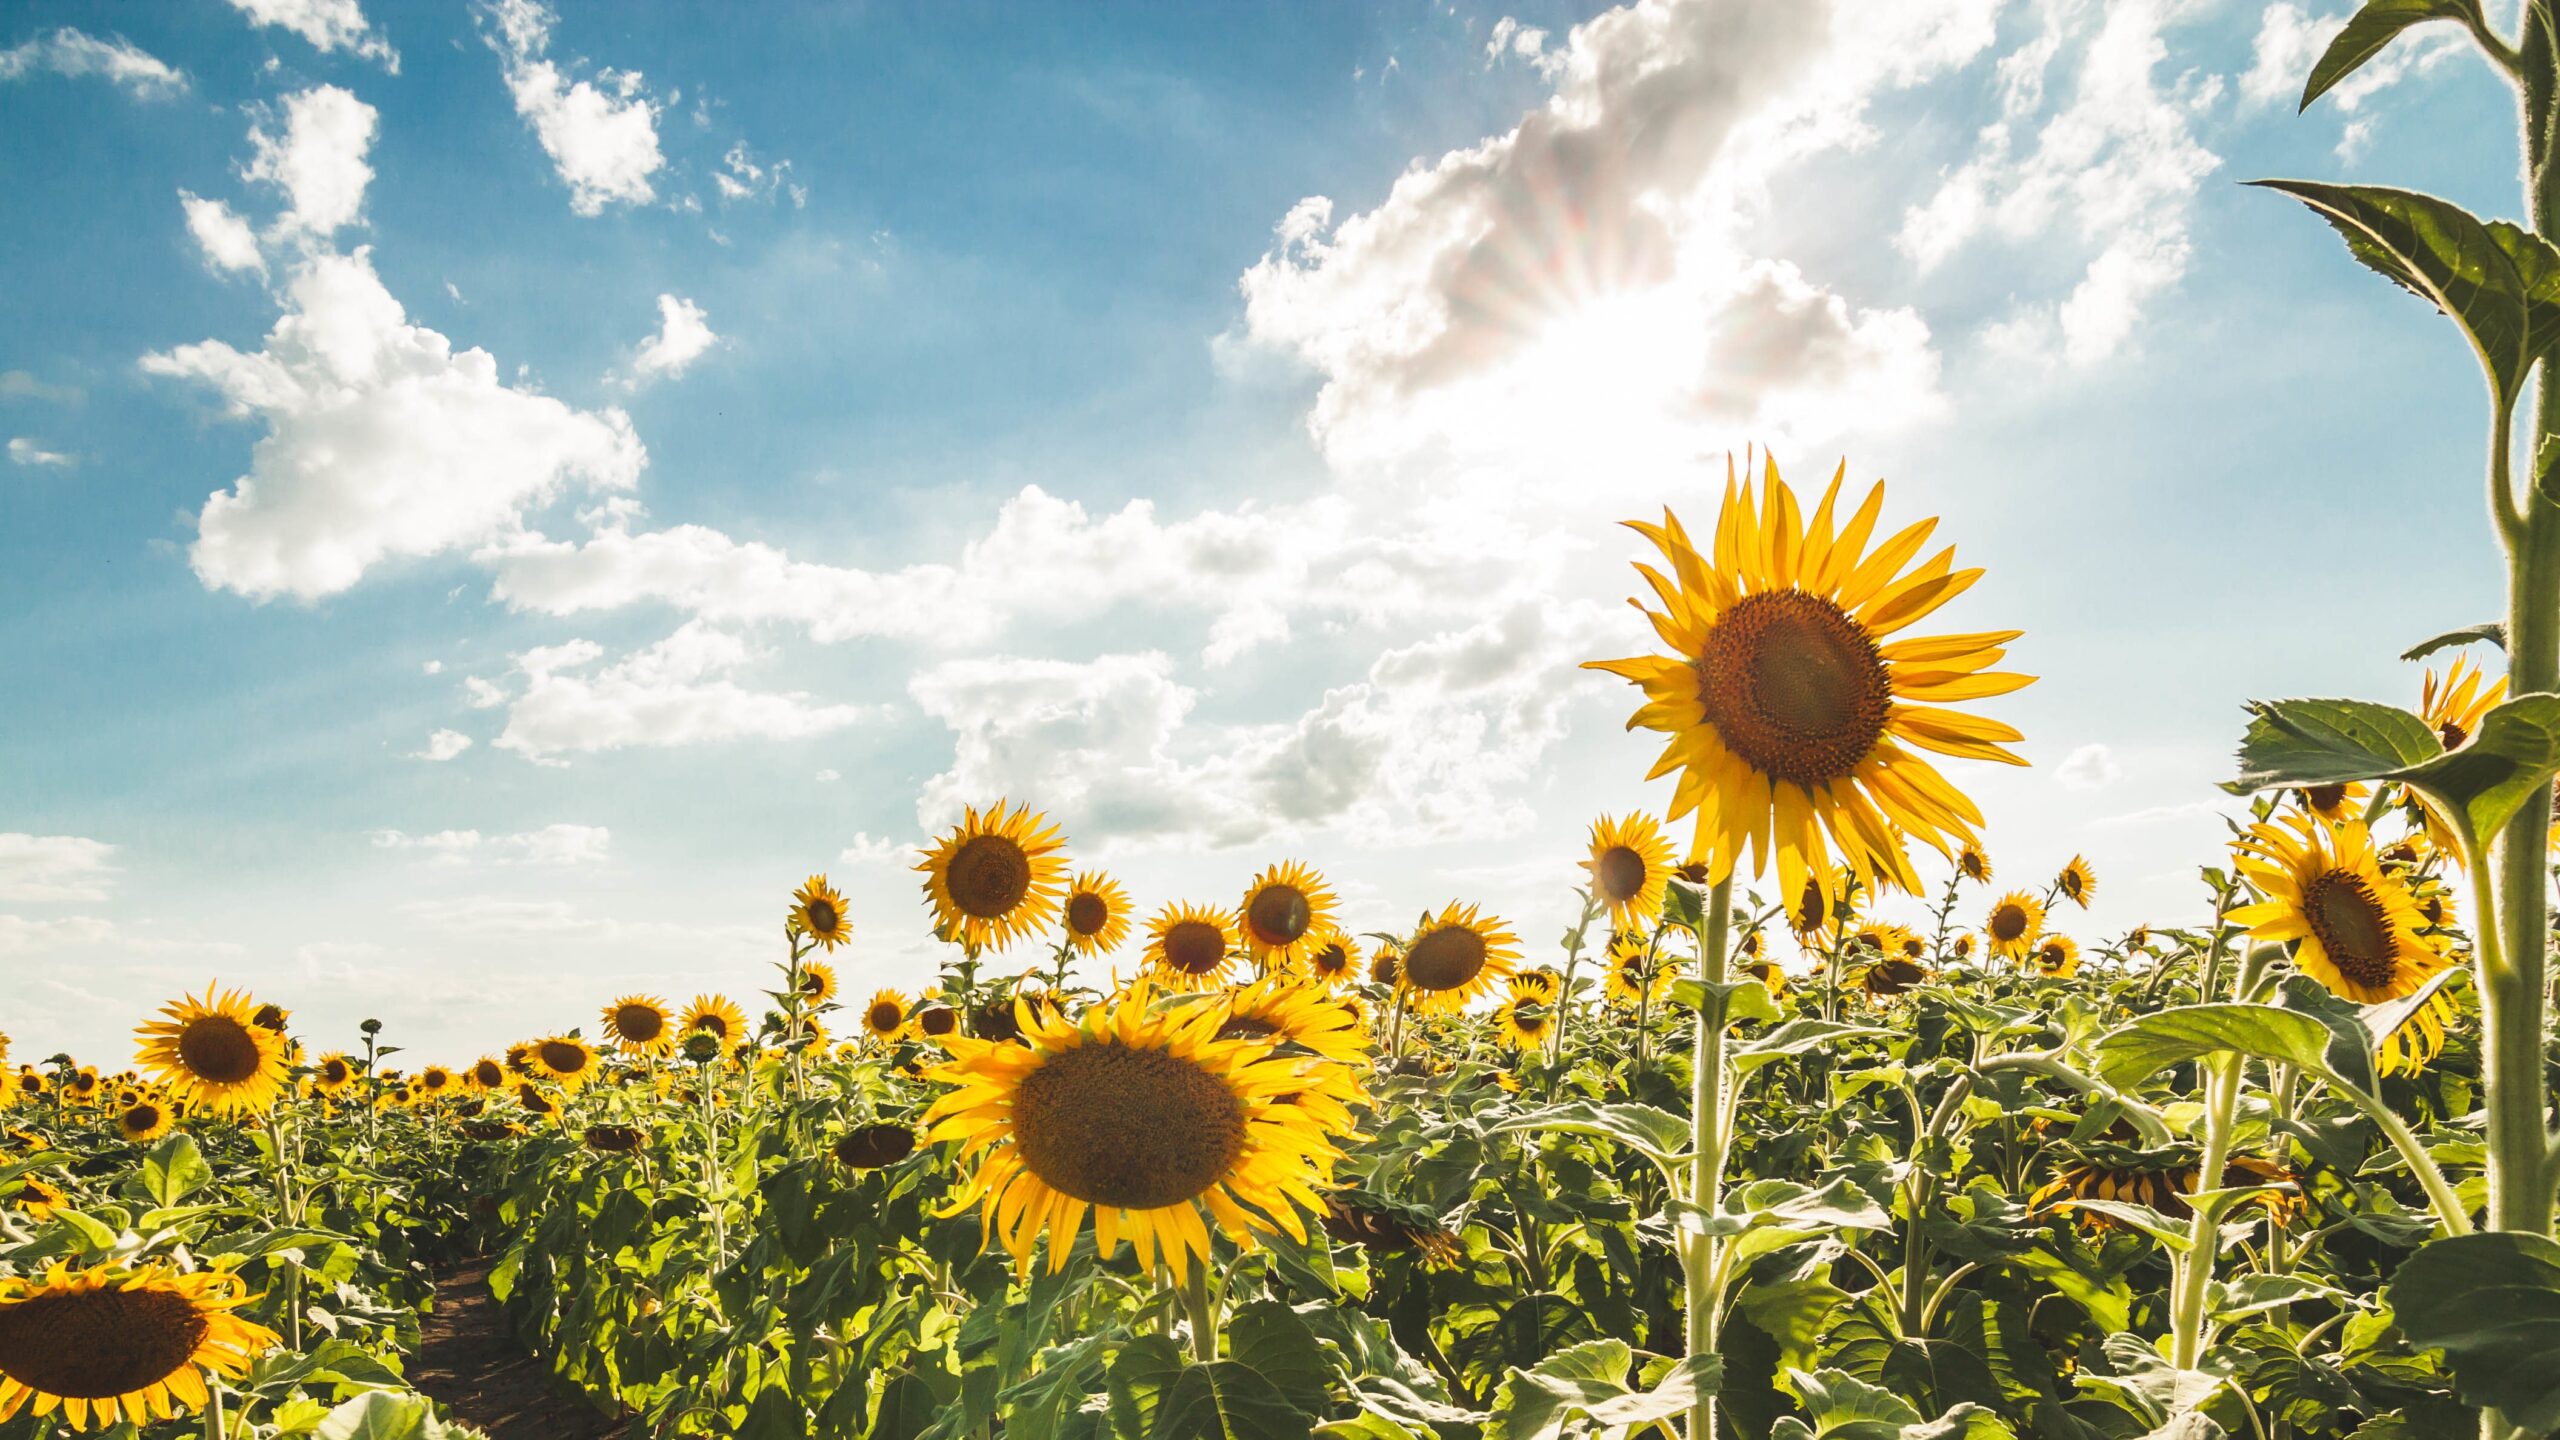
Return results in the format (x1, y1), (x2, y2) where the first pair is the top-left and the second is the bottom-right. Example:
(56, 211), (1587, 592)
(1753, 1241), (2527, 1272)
(682, 996), (748, 1054)
(0, 1261), (280, 1431)
(1210, 975), (1372, 1063)
(794, 961), (839, 1006)
(1061, 872), (1133, 957)
(918, 801), (1070, 952)
(2231, 814), (2448, 1004)
(1397, 903), (1520, 1014)
(1603, 932), (1678, 1008)
(1496, 993), (1552, 1051)
(790, 875), (853, 950)
(583, 1124), (645, 1154)
(248, 1003), (290, 1033)
(1957, 843), (1992, 884)
(1367, 941), (1402, 988)
(1983, 891), (2046, 962)
(115, 1098), (173, 1145)
(833, 1123), (917, 1170)
(2032, 935), (2080, 979)
(861, 989), (909, 1040)
(1143, 903), (1241, 993)
(134, 988), (291, 1119)
(466, 1057), (505, 1091)
(312, 1053), (358, 1095)
(1300, 927), (1359, 989)
(602, 996), (675, 1057)
(2056, 855), (2097, 908)
(1583, 813), (1673, 929)
(529, 1036), (599, 1091)
(1321, 1192), (1462, 1266)
(1856, 957), (1930, 999)
(913, 1003), (962, 1040)
(1238, 861), (1338, 968)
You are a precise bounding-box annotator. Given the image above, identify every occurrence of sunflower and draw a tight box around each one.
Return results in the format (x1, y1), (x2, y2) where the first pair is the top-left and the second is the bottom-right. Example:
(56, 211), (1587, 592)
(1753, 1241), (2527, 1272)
(1741, 959), (1788, 997)
(1366, 942), (1402, 988)
(1143, 903), (1242, 993)
(12, 1179), (66, 1220)
(1321, 1193), (1462, 1266)
(11, 1070), (45, 1102)
(1238, 862), (1340, 969)
(1983, 891), (2045, 963)
(794, 961), (839, 1007)
(833, 1123), (918, 1170)
(2299, 782), (2370, 824)
(2231, 814), (2448, 1004)
(1949, 932), (1976, 962)
(1397, 904), (1520, 1014)
(912, 1003), (962, 1041)
(115, 1098), (172, 1145)
(310, 1053), (358, 1096)
(1497, 993), (1553, 1051)
(922, 987), (1364, 1280)
(682, 996), (748, 1054)
(1060, 872), (1134, 957)
(790, 874), (853, 950)
(1854, 957), (1930, 999)
(1585, 455), (2031, 901)
(918, 800), (1069, 952)
(2409, 657), (2508, 858)
(1209, 976), (1370, 1063)
(1785, 874), (1838, 940)
(514, 1082), (558, 1119)
(528, 1036), (600, 1092)
(2056, 855), (2097, 909)
(2379, 985), (2464, 1078)
(415, 1066), (459, 1101)
(466, 1057), (506, 1092)
(248, 1003), (290, 1033)
(861, 989), (909, 1041)
(134, 988), (291, 1118)
(1956, 842), (1992, 884)
(1604, 933), (1673, 1007)
(1847, 922), (1915, 962)
(64, 1071), (99, 1107)
(1300, 927), (1359, 989)
(2032, 935), (2080, 978)
(1583, 813), (1674, 930)
(0, 1261), (280, 1431)
(2030, 1155), (2303, 1228)
(1509, 967), (1561, 1003)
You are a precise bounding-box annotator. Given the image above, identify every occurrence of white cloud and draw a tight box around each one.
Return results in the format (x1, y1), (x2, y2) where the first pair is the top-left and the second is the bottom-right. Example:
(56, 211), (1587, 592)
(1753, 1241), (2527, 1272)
(838, 832), (919, 867)
(815, 768), (841, 782)
(1485, 17), (1566, 78)
(371, 822), (610, 865)
(2055, 742), (2125, 791)
(246, 85), (379, 241)
(144, 247), (645, 600)
(2241, 2), (2461, 158)
(222, 0), (397, 71)
(7, 438), (73, 469)
(715, 142), (802, 206)
(412, 728), (473, 762)
(483, 0), (664, 217)
(422, 660), (444, 675)
(0, 28), (185, 98)
(626, 294), (717, 385)
(0, 834), (119, 903)
(0, 914), (117, 954)
(180, 192), (265, 276)
(491, 621), (870, 761)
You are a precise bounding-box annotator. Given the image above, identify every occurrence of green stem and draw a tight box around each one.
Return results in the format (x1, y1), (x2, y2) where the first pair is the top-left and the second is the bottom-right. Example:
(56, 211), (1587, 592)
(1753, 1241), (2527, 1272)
(2169, 1049), (2243, 1371)
(1684, 878), (1732, 1440)
(1177, 1262), (1219, 1363)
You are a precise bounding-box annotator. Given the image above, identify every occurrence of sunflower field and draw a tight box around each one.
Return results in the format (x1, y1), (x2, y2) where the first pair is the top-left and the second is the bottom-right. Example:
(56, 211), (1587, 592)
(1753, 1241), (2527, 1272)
(12, 9), (2560, 1440)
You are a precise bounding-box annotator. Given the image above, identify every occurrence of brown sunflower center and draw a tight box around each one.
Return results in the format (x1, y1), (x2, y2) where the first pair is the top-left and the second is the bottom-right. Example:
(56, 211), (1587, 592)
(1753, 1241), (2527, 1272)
(834, 1123), (917, 1169)
(1310, 943), (1349, 975)
(868, 1002), (904, 1032)
(0, 1282), (211, 1399)
(1010, 1042), (1246, 1209)
(1694, 588), (1893, 786)
(694, 1013), (731, 1039)
(123, 1104), (163, 1131)
(2304, 869), (2400, 990)
(916, 1005), (959, 1036)
(177, 1016), (264, 1086)
(804, 899), (841, 934)
(2037, 943), (2067, 970)
(1369, 950), (1400, 985)
(1989, 903), (2030, 942)
(947, 835), (1032, 919)
(2440, 720), (2470, 751)
(1593, 846), (1648, 904)
(1865, 958), (1926, 995)
(1067, 891), (1111, 936)
(539, 1041), (589, 1075)
(251, 1004), (288, 1031)
(2304, 783), (2347, 814)
(1793, 878), (1828, 932)
(470, 1062), (501, 1087)
(1162, 921), (1229, 975)
(615, 1006), (665, 1042)
(1512, 1007), (1549, 1034)
(1246, 885), (1313, 947)
(1215, 1015), (1282, 1043)
(323, 1060), (352, 1085)
(1404, 925), (1488, 993)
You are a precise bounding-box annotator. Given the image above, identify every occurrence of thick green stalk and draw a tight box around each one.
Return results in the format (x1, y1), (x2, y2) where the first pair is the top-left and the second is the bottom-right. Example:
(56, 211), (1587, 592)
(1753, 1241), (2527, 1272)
(1178, 1262), (1219, 1362)
(1685, 878), (1732, 1440)
(2168, 1050), (2242, 1371)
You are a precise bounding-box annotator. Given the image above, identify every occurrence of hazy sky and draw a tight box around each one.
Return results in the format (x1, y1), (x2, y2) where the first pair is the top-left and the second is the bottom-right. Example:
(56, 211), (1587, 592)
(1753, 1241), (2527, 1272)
(0, 0), (2524, 1064)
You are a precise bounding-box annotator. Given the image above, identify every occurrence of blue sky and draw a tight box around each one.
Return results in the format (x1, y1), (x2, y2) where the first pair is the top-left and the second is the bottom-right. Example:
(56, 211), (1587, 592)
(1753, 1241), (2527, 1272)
(0, 0), (2525, 1063)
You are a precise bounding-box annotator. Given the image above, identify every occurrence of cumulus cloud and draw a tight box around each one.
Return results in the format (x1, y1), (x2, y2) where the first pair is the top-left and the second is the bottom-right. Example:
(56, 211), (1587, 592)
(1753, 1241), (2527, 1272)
(0, 28), (185, 98)
(222, 0), (397, 71)
(1485, 17), (1566, 77)
(0, 834), (119, 903)
(412, 728), (473, 761)
(483, 0), (665, 217)
(7, 438), (73, 468)
(144, 247), (645, 600)
(2056, 742), (2125, 791)
(245, 85), (380, 241)
(371, 822), (610, 865)
(626, 294), (717, 385)
(491, 621), (870, 761)
(180, 192), (265, 276)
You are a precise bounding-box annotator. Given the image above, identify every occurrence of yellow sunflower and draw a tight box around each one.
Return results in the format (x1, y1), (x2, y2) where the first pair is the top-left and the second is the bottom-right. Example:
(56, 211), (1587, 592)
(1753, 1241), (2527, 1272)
(682, 996), (748, 1054)
(11, 1070), (46, 1102)
(1584, 455), (2031, 899)
(1300, 927), (1359, 989)
(1143, 903), (1242, 993)
(1497, 993), (1553, 1052)
(1397, 904), (1521, 1014)
(1956, 842), (1992, 884)
(2299, 782), (2370, 824)
(115, 1098), (173, 1145)
(2379, 986), (2464, 1078)
(602, 995), (676, 1057)
(790, 874), (853, 950)
(1366, 941), (1402, 988)
(2056, 855), (2097, 909)
(2032, 935), (2080, 979)
(1603, 932), (1674, 1007)
(918, 800), (1069, 952)
(527, 1036), (600, 1092)
(1854, 956), (1931, 999)
(1062, 872), (1134, 957)
(466, 1057), (506, 1092)
(794, 961), (839, 1007)
(0, 1261), (280, 1431)
(2411, 657), (2508, 859)
(2231, 814), (2449, 1004)
(1209, 976), (1371, 1063)
(1983, 891), (2045, 963)
(415, 1066), (459, 1102)
(514, 1082), (559, 1119)
(134, 988), (290, 1118)
(862, 989), (909, 1041)
(1847, 922), (1915, 962)
(1509, 967), (1561, 1003)
(1237, 861), (1339, 969)
(249, 1003), (290, 1033)
(311, 1053), (358, 1095)
(921, 987), (1364, 1279)
(1741, 959), (1788, 998)
(12, 1178), (66, 1220)
(1583, 813), (1674, 930)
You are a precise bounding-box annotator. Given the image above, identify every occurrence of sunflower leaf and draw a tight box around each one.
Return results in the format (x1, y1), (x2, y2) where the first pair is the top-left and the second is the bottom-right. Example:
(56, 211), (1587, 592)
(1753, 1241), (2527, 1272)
(2400, 621), (2505, 661)
(2093, 1004), (2337, 1091)
(1490, 1101), (1693, 1173)
(2386, 1230), (2560, 1431)
(2382, 692), (2560, 850)
(2299, 0), (2483, 111)
(2222, 698), (2440, 794)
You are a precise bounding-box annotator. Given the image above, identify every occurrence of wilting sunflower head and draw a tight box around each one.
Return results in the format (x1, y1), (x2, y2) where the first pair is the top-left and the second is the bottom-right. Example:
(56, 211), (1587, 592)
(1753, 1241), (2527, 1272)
(529, 1037), (599, 1092)
(2056, 855), (2097, 908)
(1300, 927), (1359, 989)
(1061, 872), (1133, 957)
(134, 987), (291, 1119)
(248, 1003), (290, 1033)
(602, 995), (674, 1057)
(1583, 813), (1673, 929)
(514, 1082), (558, 1118)
(1321, 1192), (1462, 1267)
(115, 1099), (172, 1145)
(833, 1122), (918, 1170)
(1238, 861), (1339, 967)
(0, 1260), (281, 1432)
(921, 987), (1364, 1280)
(2032, 935), (2080, 979)
(583, 1124), (645, 1154)
(1956, 842), (1992, 884)
(1143, 902), (1241, 993)
(1583, 454), (2030, 898)
(918, 800), (1070, 952)
(1397, 903), (1521, 1014)
(794, 961), (839, 1006)
(2030, 1153), (2303, 1230)
(2231, 814), (2449, 1005)
(1209, 975), (1372, 1064)
(682, 995), (747, 1055)
(1983, 891), (2046, 962)
(1856, 957), (1930, 999)
(861, 989), (909, 1040)
(790, 874), (853, 951)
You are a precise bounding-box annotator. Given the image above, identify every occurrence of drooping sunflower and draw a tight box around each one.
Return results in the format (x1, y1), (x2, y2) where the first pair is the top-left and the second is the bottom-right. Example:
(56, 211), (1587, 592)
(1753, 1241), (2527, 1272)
(1143, 903), (1242, 993)
(1785, 873), (1838, 941)
(2030, 1154), (2303, 1228)
(115, 1098), (172, 1145)
(1497, 992), (1552, 1051)
(1236, 861), (1339, 969)
(2379, 985), (2464, 1078)
(13, 1179), (66, 1220)
(833, 1123), (918, 1170)
(918, 800), (1070, 952)
(2056, 855), (2097, 909)
(1983, 891), (2045, 963)
(1322, 1192), (1462, 1266)
(1209, 976), (1370, 1063)
(1741, 958), (1788, 998)
(2031, 935), (2080, 979)
(1583, 813), (1674, 930)
(249, 1003), (290, 1033)
(794, 961), (839, 1007)
(0, 1261), (280, 1431)
(861, 989), (909, 1041)
(1584, 455), (2032, 900)
(1061, 872), (1133, 957)
(602, 995), (675, 1057)
(682, 996), (748, 1055)
(466, 1057), (506, 1092)
(2409, 657), (2508, 859)
(514, 1082), (559, 1119)
(311, 1053), (359, 1095)
(2231, 814), (2449, 1004)
(528, 1036), (600, 1092)
(790, 874), (853, 950)
(1956, 842), (1992, 884)
(134, 988), (291, 1118)
(1397, 903), (1520, 1014)
(1300, 927), (1359, 989)
(1854, 956), (1930, 999)
(922, 987), (1364, 1279)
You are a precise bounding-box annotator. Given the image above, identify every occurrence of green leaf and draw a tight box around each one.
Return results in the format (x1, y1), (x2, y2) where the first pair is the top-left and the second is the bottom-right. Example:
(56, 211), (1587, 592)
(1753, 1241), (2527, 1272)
(140, 1132), (212, 1207)
(2301, 0), (2480, 110)
(1733, 1020), (1891, 1073)
(313, 1392), (467, 1440)
(2252, 180), (2560, 417)
(1151, 1361), (1317, 1440)
(1226, 1302), (1338, 1416)
(2401, 621), (2505, 661)
(1489, 1101), (1692, 1172)
(1111, 1336), (1189, 1440)
(2388, 693), (2560, 847)
(2093, 1004), (2336, 1090)
(1774, 1368), (2008, 1438)
(2386, 1230), (2560, 1430)
(1485, 1338), (1719, 1440)
(2222, 698), (2440, 795)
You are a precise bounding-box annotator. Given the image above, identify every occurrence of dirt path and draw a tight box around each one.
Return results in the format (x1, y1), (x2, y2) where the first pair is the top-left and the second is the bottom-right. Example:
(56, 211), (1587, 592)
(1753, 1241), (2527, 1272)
(410, 1259), (632, 1439)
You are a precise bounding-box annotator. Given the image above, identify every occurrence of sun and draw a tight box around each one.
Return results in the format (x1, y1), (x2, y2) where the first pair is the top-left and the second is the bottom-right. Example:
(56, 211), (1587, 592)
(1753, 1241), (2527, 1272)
(918, 800), (1070, 952)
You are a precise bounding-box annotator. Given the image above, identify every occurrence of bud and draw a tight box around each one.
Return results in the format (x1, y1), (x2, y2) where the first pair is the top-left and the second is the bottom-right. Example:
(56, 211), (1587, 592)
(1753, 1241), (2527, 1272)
(359, 1019), (383, 1035)
(681, 1032), (723, 1065)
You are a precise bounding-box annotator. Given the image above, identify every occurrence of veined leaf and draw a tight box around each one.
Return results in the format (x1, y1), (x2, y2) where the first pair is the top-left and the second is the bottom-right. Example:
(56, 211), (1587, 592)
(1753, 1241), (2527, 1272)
(1489, 1101), (1692, 1171)
(1485, 1339), (1718, 1440)
(2387, 1231), (2560, 1430)
(2093, 1004), (2336, 1090)
(2387, 693), (2560, 847)
(1152, 1361), (1318, 1440)
(2301, 0), (2483, 111)
(2224, 694), (2560, 851)
(1734, 1020), (1892, 1073)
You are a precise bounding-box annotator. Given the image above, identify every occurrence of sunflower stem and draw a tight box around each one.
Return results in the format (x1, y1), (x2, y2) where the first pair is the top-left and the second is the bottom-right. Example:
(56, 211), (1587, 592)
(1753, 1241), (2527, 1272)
(1177, 1260), (1219, 1363)
(1684, 876), (1732, 1440)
